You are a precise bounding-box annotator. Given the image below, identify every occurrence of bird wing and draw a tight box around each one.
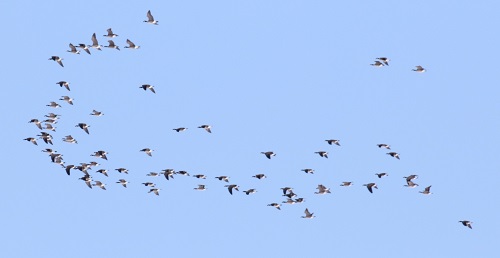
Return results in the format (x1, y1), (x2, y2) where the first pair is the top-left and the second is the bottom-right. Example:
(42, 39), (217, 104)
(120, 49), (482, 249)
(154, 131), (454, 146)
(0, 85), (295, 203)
(147, 10), (154, 21)
(91, 33), (98, 45)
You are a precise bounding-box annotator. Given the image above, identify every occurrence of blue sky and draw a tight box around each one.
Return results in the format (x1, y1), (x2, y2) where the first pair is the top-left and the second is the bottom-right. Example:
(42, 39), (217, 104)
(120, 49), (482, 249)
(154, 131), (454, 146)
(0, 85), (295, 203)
(2, 1), (499, 257)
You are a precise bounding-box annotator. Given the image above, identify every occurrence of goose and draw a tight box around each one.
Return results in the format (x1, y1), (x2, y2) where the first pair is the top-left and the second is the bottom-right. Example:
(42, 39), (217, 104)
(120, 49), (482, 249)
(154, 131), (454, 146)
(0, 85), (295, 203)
(49, 56), (64, 67)
(193, 174), (207, 179)
(116, 179), (129, 188)
(252, 174), (266, 179)
(267, 203), (281, 210)
(104, 40), (120, 51)
(124, 39), (140, 49)
(46, 101), (61, 108)
(370, 60), (384, 67)
(146, 172), (160, 177)
(49, 153), (63, 163)
(44, 123), (56, 132)
(315, 151), (328, 158)
(77, 43), (91, 55)
(43, 118), (58, 124)
(177, 171), (190, 176)
(104, 28), (118, 38)
(42, 148), (56, 154)
(29, 119), (43, 130)
(142, 182), (156, 187)
(64, 165), (74, 176)
(67, 43), (80, 54)
(88, 33), (102, 51)
(225, 184), (239, 195)
(301, 208), (315, 219)
(295, 198), (305, 203)
(215, 176), (229, 182)
(62, 135), (77, 144)
(325, 139), (340, 146)
(45, 113), (61, 119)
(140, 84), (155, 93)
(148, 188), (161, 196)
(375, 173), (388, 178)
(93, 181), (106, 190)
(140, 148), (154, 156)
(79, 175), (92, 189)
(162, 169), (175, 180)
(420, 185), (432, 195)
(144, 10), (159, 25)
(76, 123), (90, 134)
(115, 168), (129, 174)
(377, 144), (390, 149)
(194, 184), (206, 191)
(315, 184), (331, 194)
(301, 168), (314, 174)
(91, 150), (108, 160)
(173, 127), (188, 132)
(376, 57), (390, 66)
(38, 132), (53, 145)
(280, 187), (293, 195)
(282, 198), (296, 205)
(90, 110), (103, 116)
(198, 125), (212, 133)
(96, 169), (109, 177)
(56, 80), (71, 91)
(283, 190), (297, 199)
(459, 220), (472, 229)
(363, 183), (378, 193)
(243, 189), (256, 195)
(340, 181), (353, 187)
(413, 65), (426, 72)
(261, 151), (276, 159)
(404, 175), (418, 182)
(59, 96), (73, 105)
(404, 180), (419, 188)
(387, 152), (400, 160)
(24, 137), (37, 145)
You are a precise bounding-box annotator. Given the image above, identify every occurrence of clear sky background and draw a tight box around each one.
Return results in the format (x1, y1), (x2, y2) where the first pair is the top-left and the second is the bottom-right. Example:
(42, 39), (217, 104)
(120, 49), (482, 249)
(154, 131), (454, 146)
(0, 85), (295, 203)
(2, 1), (499, 257)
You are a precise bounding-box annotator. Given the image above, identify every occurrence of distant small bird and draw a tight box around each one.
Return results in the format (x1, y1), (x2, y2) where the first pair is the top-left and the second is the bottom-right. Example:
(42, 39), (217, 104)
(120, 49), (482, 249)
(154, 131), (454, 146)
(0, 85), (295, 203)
(38, 132), (53, 145)
(177, 171), (190, 176)
(376, 57), (390, 66)
(225, 184), (239, 195)
(404, 180), (419, 188)
(79, 175), (93, 188)
(459, 220), (472, 229)
(29, 119), (43, 130)
(193, 174), (207, 179)
(377, 144), (391, 149)
(295, 198), (305, 203)
(43, 118), (58, 124)
(363, 183), (378, 193)
(173, 127), (188, 132)
(96, 169), (109, 177)
(77, 43), (91, 55)
(44, 123), (56, 131)
(76, 123), (90, 134)
(144, 10), (159, 25)
(93, 181), (106, 190)
(67, 43), (80, 54)
(140, 148), (154, 156)
(315, 184), (331, 194)
(140, 84), (155, 93)
(142, 182), (156, 187)
(42, 148), (56, 154)
(301, 208), (315, 219)
(267, 203), (281, 210)
(282, 198), (296, 205)
(315, 151), (328, 158)
(115, 168), (129, 174)
(243, 189), (257, 195)
(194, 184), (206, 191)
(55, 81), (70, 91)
(420, 185), (432, 195)
(162, 169), (175, 180)
(124, 39), (140, 49)
(104, 28), (118, 38)
(215, 176), (229, 182)
(340, 181), (353, 187)
(24, 137), (38, 145)
(91, 150), (108, 160)
(89, 33), (102, 51)
(413, 65), (426, 73)
(252, 174), (266, 179)
(301, 168), (314, 174)
(59, 96), (73, 105)
(281, 187), (293, 195)
(387, 152), (400, 160)
(283, 189), (297, 199)
(62, 135), (77, 144)
(104, 40), (120, 51)
(46, 101), (61, 108)
(325, 139), (340, 146)
(90, 110), (103, 116)
(261, 151), (276, 159)
(116, 179), (129, 188)
(404, 175), (418, 182)
(49, 56), (64, 67)
(64, 165), (74, 176)
(148, 188), (161, 196)
(147, 172), (160, 177)
(375, 173), (388, 178)
(370, 60), (384, 67)
(198, 125), (212, 133)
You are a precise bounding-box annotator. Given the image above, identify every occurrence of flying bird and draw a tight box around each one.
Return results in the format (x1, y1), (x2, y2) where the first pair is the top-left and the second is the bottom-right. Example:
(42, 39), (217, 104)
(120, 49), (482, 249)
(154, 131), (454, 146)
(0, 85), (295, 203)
(243, 189), (257, 195)
(387, 152), (400, 160)
(105, 40), (120, 51)
(459, 220), (472, 229)
(315, 184), (331, 194)
(46, 101), (61, 108)
(420, 185), (432, 195)
(215, 176), (229, 182)
(267, 203), (281, 210)
(90, 110), (103, 116)
(375, 173), (388, 178)
(140, 84), (155, 93)
(115, 168), (129, 174)
(104, 28), (118, 38)
(24, 137), (38, 145)
(315, 151), (328, 158)
(76, 123), (90, 134)
(62, 135), (77, 144)
(116, 179), (129, 188)
(79, 175), (92, 189)
(91, 150), (108, 160)
(340, 182), (353, 187)
(162, 169), (175, 180)
(252, 174), (266, 179)
(148, 188), (161, 196)
(173, 127), (188, 132)
(225, 184), (239, 195)
(140, 148), (154, 156)
(377, 144), (391, 149)
(44, 123), (56, 131)
(413, 65), (426, 72)
(325, 139), (340, 146)
(194, 184), (206, 191)
(124, 39), (140, 49)
(261, 151), (276, 159)
(49, 56), (64, 67)
(29, 119), (43, 130)
(198, 125), (212, 133)
(370, 60), (384, 67)
(96, 169), (109, 177)
(77, 43), (91, 55)
(144, 10), (159, 25)
(67, 43), (80, 54)
(404, 180), (419, 188)
(363, 183), (378, 193)
(55, 81), (71, 91)
(59, 96), (73, 105)
(376, 57), (390, 66)
(64, 165), (75, 176)
(301, 168), (314, 174)
(89, 33), (102, 51)
(142, 182), (156, 187)
(93, 181), (106, 190)
(301, 208), (315, 219)
(193, 174), (207, 179)
(146, 172), (160, 177)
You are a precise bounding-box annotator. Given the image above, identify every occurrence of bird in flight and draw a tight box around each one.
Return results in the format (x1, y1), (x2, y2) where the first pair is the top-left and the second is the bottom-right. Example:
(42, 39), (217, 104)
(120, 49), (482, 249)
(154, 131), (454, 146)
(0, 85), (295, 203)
(140, 84), (155, 93)
(104, 28), (118, 38)
(459, 220), (472, 229)
(105, 40), (120, 51)
(124, 39), (140, 49)
(301, 208), (315, 219)
(89, 33), (102, 51)
(363, 183), (378, 193)
(144, 10), (159, 25)
(325, 139), (340, 146)
(49, 56), (64, 67)
(198, 125), (212, 133)
(387, 152), (400, 160)
(261, 151), (276, 159)
(413, 65), (426, 72)
(67, 43), (80, 54)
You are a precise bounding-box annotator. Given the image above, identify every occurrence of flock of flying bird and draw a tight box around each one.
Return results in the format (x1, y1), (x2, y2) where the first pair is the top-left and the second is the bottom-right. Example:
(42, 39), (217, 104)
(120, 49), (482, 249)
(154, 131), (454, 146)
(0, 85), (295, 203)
(29, 10), (474, 227)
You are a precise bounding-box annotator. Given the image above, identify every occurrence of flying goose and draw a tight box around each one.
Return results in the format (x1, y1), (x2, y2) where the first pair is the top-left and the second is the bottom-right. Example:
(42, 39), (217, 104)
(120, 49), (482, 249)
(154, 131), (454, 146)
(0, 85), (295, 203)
(89, 33), (102, 51)
(43, 118), (58, 124)
(404, 180), (419, 188)
(115, 168), (129, 174)
(243, 189), (257, 195)
(91, 150), (108, 160)
(376, 57), (390, 66)
(252, 174), (266, 179)
(67, 43), (80, 54)
(38, 132), (53, 145)
(124, 39), (140, 49)
(144, 10), (158, 25)
(140, 84), (155, 93)
(77, 43), (91, 55)
(363, 183), (378, 193)
(315, 151), (328, 158)
(261, 151), (276, 159)
(283, 189), (297, 199)
(280, 187), (293, 195)
(340, 181), (353, 187)
(177, 171), (190, 176)
(215, 176), (229, 182)
(76, 123), (90, 134)
(140, 148), (154, 156)
(301, 208), (315, 219)
(116, 179), (129, 188)
(377, 144), (391, 149)
(46, 101), (61, 108)
(49, 152), (63, 163)
(375, 173), (388, 178)
(142, 182), (156, 187)
(24, 137), (38, 145)
(146, 172), (160, 177)
(93, 181), (106, 190)
(173, 127), (188, 132)
(282, 198), (296, 205)
(96, 169), (109, 177)
(267, 203), (281, 210)
(225, 184), (239, 195)
(193, 174), (207, 179)
(420, 186), (432, 195)
(90, 110), (103, 116)
(57, 81), (71, 91)
(413, 65), (426, 72)
(79, 175), (92, 188)
(404, 175), (418, 182)
(49, 56), (64, 67)
(41, 148), (56, 154)
(45, 112), (61, 119)
(59, 96), (73, 105)
(459, 220), (472, 229)
(29, 119), (43, 130)
(44, 123), (56, 132)
(148, 188), (161, 196)
(162, 169), (175, 180)
(315, 184), (331, 194)
(64, 165), (75, 176)
(194, 184), (206, 191)
(301, 168), (314, 174)
(370, 60), (384, 67)
(387, 152), (400, 160)
(295, 198), (305, 203)
(325, 139), (341, 146)
(104, 40), (120, 51)
(198, 125), (212, 133)
(62, 135), (77, 144)
(104, 28), (118, 38)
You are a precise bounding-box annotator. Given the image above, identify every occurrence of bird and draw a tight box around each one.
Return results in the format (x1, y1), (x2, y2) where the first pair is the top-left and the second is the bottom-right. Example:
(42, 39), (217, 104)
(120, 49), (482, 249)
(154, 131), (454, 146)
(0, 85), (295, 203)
(79, 175), (92, 188)
(144, 10), (159, 25)
(41, 148), (56, 154)
(295, 198), (305, 203)
(420, 185), (432, 195)
(225, 184), (239, 195)
(387, 152), (400, 160)
(49, 56), (64, 67)
(363, 183), (378, 193)
(301, 208), (315, 219)
(193, 174), (207, 179)
(376, 57), (390, 66)
(140, 84), (155, 93)
(413, 65), (426, 72)
(76, 123), (90, 134)
(404, 175), (418, 182)
(116, 179), (129, 188)
(177, 171), (190, 176)
(91, 150), (108, 160)
(77, 43), (91, 55)
(301, 168), (314, 174)
(62, 135), (77, 144)
(24, 137), (38, 145)
(104, 28), (118, 38)
(124, 39), (140, 49)
(29, 119), (43, 130)
(370, 60), (384, 67)
(48, 152), (63, 163)
(404, 180), (419, 188)
(43, 118), (58, 124)
(261, 151), (276, 159)
(173, 127), (188, 132)
(96, 169), (109, 177)
(194, 184), (206, 191)
(162, 169), (175, 180)
(46, 101), (61, 108)
(59, 96), (73, 105)
(283, 189), (297, 199)
(252, 174), (266, 179)
(146, 172), (160, 177)
(243, 189), (257, 195)
(64, 165), (74, 176)
(89, 33), (102, 51)
(67, 43), (80, 54)
(325, 139), (340, 146)
(375, 173), (388, 178)
(140, 148), (154, 156)
(282, 198), (296, 205)
(115, 168), (129, 174)
(45, 113), (61, 119)
(315, 151), (328, 158)
(55, 81), (70, 91)
(459, 220), (473, 229)
(90, 110), (103, 116)
(377, 144), (391, 149)
(104, 40), (120, 51)
(340, 181), (353, 187)
(38, 132), (53, 145)
(215, 176), (229, 182)
(198, 125), (212, 133)
(267, 203), (281, 210)
(315, 184), (331, 194)
(44, 123), (56, 132)
(148, 188), (161, 196)
(93, 181), (106, 190)
(142, 182), (156, 187)
(280, 187), (293, 195)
